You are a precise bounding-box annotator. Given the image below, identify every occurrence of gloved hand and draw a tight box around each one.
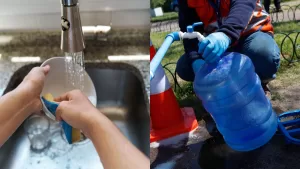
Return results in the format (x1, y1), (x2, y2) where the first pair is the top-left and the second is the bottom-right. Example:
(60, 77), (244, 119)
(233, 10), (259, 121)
(198, 32), (231, 63)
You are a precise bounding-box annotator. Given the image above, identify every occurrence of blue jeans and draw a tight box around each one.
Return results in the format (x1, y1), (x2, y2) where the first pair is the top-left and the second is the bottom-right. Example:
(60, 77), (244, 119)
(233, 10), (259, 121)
(176, 31), (281, 83)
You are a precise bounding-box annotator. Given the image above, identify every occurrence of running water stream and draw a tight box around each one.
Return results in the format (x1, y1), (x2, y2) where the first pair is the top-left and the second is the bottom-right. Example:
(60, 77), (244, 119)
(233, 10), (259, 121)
(64, 52), (87, 142)
(64, 52), (85, 91)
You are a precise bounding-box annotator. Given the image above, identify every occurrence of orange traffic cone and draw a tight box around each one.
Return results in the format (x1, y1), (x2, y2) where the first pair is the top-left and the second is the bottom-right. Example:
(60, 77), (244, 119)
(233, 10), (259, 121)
(150, 40), (198, 142)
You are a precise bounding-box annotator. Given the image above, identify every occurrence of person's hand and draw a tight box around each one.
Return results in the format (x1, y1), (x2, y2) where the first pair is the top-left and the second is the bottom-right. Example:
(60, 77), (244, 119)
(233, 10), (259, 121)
(54, 90), (100, 138)
(17, 65), (50, 113)
(198, 32), (231, 63)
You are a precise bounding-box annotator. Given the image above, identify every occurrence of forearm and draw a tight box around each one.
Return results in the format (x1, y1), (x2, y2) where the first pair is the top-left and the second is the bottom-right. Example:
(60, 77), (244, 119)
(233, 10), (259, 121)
(0, 88), (34, 146)
(218, 0), (256, 43)
(88, 113), (149, 169)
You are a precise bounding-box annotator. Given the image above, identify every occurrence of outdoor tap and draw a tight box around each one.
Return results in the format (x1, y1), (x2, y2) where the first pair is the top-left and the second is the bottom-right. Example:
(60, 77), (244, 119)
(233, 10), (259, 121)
(60, 0), (85, 53)
(150, 22), (205, 80)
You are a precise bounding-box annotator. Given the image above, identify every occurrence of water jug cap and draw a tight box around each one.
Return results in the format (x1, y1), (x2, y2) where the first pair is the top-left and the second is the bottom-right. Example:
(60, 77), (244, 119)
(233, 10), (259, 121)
(187, 26), (193, 33)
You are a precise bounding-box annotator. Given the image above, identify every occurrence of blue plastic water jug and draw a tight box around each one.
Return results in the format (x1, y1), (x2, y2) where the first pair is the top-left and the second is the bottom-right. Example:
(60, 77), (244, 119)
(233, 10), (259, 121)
(193, 52), (278, 151)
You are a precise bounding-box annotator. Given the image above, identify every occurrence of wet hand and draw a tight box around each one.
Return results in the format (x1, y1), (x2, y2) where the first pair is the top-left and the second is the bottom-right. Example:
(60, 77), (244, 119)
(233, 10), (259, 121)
(54, 90), (101, 138)
(198, 32), (231, 63)
(18, 65), (50, 113)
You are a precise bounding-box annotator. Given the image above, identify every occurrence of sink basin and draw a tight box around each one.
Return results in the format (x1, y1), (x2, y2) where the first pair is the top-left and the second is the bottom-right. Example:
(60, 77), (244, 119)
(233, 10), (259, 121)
(0, 62), (150, 169)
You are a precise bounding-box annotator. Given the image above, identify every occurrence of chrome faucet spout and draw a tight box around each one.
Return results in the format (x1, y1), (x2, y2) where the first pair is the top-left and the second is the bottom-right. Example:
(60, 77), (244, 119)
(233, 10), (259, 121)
(60, 1), (85, 53)
(61, 0), (78, 6)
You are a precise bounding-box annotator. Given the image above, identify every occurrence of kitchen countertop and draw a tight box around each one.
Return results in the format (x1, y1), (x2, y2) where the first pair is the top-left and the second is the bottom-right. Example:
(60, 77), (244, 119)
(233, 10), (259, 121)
(0, 30), (150, 101)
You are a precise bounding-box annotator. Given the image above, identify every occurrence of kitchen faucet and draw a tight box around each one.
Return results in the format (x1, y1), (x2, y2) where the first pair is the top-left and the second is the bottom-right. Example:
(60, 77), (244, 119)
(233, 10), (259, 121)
(60, 0), (85, 53)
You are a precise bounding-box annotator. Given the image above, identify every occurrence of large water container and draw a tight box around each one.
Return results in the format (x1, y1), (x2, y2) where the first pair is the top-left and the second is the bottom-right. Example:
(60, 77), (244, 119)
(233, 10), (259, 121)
(193, 52), (278, 151)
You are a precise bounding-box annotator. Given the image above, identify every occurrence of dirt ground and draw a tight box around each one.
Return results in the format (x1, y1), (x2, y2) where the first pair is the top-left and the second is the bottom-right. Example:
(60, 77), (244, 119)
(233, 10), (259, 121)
(269, 59), (300, 114)
(270, 82), (300, 114)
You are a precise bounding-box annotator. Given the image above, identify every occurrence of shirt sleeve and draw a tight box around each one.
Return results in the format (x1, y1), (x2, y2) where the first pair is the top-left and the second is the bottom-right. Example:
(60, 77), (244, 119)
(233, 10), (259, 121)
(178, 0), (204, 54)
(217, 0), (256, 43)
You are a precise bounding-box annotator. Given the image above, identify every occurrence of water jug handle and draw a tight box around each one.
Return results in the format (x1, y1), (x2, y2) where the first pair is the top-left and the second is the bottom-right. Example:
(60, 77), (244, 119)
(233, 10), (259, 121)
(192, 59), (205, 73)
(188, 51), (205, 73)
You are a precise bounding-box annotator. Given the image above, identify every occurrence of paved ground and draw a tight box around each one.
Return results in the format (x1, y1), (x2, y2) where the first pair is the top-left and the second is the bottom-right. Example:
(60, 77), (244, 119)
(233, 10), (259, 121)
(151, 115), (300, 169)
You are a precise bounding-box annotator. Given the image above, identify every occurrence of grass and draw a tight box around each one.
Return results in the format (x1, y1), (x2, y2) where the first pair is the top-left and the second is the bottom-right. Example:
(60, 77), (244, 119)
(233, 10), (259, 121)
(150, 21), (300, 101)
(272, 21), (299, 32)
(271, 91), (285, 101)
(151, 12), (178, 23)
(281, 0), (299, 3)
(272, 21), (300, 87)
(273, 21), (299, 64)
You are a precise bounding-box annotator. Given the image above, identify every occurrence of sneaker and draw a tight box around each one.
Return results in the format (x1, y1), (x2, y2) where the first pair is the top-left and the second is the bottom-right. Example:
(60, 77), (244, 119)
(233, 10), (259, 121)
(262, 83), (272, 100)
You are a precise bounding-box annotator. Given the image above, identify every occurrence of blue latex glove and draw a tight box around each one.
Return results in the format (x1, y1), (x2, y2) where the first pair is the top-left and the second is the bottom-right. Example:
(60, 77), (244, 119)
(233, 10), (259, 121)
(198, 32), (231, 63)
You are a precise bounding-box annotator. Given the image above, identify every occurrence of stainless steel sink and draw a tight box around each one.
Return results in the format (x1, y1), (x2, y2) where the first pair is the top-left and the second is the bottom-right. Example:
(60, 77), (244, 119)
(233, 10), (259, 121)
(0, 62), (150, 169)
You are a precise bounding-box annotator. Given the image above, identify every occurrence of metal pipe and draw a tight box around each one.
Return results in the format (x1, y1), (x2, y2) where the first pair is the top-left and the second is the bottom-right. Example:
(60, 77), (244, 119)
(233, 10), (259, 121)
(150, 32), (180, 80)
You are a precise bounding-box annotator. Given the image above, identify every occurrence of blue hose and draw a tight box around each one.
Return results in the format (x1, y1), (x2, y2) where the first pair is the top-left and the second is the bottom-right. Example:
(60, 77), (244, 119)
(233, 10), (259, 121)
(150, 32), (180, 80)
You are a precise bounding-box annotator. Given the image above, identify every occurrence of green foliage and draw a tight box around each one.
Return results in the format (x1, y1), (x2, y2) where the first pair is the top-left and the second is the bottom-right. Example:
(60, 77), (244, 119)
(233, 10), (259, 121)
(272, 21), (299, 33)
(151, 12), (178, 22)
(163, 0), (173, 12)
(282, 0), (290, 1)
(151, 0), (165, 9)
(151, 0), (173, 12)
(175, 82), (194, 100)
